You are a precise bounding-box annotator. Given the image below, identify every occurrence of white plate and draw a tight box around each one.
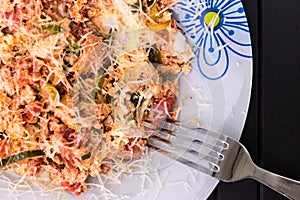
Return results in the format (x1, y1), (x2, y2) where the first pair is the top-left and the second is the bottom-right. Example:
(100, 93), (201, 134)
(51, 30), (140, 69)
(0, 0), (252, 199)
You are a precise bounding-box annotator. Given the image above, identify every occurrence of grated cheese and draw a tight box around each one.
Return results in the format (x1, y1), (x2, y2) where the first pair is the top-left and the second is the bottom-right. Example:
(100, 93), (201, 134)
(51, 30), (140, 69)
(0, 0), (194, 198)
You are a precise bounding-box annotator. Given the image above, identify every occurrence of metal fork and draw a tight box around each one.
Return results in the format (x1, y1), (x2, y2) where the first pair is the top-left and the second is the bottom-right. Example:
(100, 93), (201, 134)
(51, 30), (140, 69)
(147, 121), (300, 200)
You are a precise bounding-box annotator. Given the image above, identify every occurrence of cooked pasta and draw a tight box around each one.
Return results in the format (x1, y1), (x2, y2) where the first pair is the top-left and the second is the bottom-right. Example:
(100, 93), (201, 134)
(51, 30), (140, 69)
(0, 0), (193, 195)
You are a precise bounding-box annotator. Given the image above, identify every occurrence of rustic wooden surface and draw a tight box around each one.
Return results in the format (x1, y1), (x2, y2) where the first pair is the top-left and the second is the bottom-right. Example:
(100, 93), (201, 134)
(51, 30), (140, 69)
(207, 0), (300, 199)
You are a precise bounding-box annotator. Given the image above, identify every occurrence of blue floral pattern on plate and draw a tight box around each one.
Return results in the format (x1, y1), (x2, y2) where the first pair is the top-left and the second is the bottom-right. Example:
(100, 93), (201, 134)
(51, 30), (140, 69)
(173, 0), (252, 80)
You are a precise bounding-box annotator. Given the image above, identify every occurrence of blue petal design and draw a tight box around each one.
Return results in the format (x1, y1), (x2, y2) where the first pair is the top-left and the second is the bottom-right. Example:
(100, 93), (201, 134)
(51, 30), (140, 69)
(173, 0), (252, 80)
(220, 28), (251, 46)
(203, 33), (222, 66)
(226, 15), (247, 19)
(221, 1), (241, 12)
(197, 46), (230, 80)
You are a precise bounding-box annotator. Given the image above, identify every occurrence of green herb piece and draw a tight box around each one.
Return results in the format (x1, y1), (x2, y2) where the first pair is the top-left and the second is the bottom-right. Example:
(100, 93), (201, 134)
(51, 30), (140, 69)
(148, 47), (163, 64)
(0, 150), (45, 168)
(105, 94), (113, 103)
(0, 130), (7, 139)
(81, 152), (91, 160)
(62, 63), (69, 72)
(130, 92), (144, 107)
(131, 2), (139, 10)
(40, 24), (64, 33)
(98, 75), (105, 89)
(66, 43), (82, 56)
(146, 0), (156, 8)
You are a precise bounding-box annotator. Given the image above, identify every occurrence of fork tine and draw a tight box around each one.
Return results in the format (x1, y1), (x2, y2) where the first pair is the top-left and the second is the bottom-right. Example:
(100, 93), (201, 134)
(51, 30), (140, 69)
(158, 122), (228, 157)
(148, 120), (300, 200)
(161, 121), (228, 149)
(153, 129), (224, 163)
(148, 136), (220, 174)
(145, 119), (227, 173)
(159, 127), (226, 156)
(149, 133), (222, 164)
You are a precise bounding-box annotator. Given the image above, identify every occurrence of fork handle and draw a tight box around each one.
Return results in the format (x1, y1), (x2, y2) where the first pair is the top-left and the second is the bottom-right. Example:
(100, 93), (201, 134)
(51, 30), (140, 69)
(252, 165), (300, 200)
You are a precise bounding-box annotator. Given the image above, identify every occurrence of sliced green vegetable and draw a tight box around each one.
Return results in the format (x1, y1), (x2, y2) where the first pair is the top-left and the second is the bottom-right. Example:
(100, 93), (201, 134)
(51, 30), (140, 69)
(0, 130), (7, 139)
(127, 116), (136, 121)
(31, 83), (40, 93)
(92, 88), (99, 99)
(92, 75), (105, 100)
(81, 152), (91, 160)
(148, 47), (163, 64)
(147, 0), (156, 8)
(131, 2), (139, 10)
(130, 92), (145, 107)
(131, 0), (155, 11)
(105, 94), (113, 103)
(40, 24), (64, 33)
(0, 150), (45, 168)
(62, 63), (69, 72)
(98, 75), (105, 89)
(66, 43), (82, 56)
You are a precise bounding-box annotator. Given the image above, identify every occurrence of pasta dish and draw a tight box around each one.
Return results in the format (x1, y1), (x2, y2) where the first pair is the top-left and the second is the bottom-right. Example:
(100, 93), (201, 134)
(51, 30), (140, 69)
(0, 0), (193, 195)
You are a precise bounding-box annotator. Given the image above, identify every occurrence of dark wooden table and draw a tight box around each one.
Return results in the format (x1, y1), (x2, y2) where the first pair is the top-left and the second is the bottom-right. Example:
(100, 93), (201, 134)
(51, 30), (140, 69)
(207, 0), (300, 199)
